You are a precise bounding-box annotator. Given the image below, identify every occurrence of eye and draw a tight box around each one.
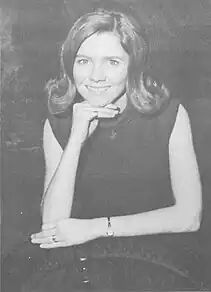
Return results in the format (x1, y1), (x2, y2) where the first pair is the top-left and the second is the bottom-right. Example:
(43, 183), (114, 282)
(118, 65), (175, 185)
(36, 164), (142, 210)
(76, 58), (89, 65)
(109, 59), (120, 66)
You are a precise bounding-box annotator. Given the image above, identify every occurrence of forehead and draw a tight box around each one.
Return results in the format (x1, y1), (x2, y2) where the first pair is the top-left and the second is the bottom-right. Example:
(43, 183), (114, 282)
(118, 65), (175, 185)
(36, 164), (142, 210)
(77, 32), (128, 58)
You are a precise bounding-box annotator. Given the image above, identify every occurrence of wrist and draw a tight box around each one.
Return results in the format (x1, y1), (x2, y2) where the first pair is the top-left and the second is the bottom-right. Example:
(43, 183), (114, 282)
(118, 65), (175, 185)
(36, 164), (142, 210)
(70, 126), (88, 145)
(90, 217), (108, 238)
(90, 217), (115, 239)
(67, 133), (84, 150)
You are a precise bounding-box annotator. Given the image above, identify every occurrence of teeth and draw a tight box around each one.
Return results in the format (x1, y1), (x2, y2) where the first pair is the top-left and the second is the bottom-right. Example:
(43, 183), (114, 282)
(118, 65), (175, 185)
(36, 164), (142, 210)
(87, 86), (109, 93)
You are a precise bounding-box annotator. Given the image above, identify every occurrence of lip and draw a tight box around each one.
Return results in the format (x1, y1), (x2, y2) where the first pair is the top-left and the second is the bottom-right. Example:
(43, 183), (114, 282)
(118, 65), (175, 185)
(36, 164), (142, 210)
(86, 85), (111, 89)
(86, 85), (111, 93)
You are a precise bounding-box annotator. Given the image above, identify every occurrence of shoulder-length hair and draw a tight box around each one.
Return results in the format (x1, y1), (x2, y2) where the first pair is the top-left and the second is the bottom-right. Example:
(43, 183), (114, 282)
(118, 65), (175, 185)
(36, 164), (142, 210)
(46, 1), (170, 116)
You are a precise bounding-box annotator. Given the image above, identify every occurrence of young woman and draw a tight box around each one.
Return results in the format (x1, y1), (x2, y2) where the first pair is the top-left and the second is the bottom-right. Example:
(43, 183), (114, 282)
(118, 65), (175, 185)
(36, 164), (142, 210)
(31, 1), (202, 250)
(3, 2), (208, 291)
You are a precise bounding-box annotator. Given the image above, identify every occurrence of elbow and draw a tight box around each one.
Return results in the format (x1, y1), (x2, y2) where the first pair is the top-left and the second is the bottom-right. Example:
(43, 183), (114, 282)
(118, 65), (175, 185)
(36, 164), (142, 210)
(174, 206), (202, 233)
(185, 217), (201, 232)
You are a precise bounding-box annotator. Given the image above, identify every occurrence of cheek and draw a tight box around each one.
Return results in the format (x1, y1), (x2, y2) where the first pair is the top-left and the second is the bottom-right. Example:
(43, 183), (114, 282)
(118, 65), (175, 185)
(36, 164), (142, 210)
(110, 67), (128, 84)
(73, 67), (90, 85)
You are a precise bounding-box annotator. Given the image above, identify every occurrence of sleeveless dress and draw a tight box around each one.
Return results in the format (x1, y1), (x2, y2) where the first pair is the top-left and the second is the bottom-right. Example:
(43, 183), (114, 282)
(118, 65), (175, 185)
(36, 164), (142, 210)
(48, 97), (177, 218)
(3, 97), (210, 291)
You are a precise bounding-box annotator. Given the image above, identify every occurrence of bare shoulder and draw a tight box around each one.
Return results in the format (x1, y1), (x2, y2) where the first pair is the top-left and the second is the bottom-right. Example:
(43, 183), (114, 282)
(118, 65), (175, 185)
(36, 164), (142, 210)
(43, 119), (53, 139)
(43, 119), (63, 163)
(43, 119), (60, 145)
(176, 104), (190, 125)
(170, 104), (192, 143)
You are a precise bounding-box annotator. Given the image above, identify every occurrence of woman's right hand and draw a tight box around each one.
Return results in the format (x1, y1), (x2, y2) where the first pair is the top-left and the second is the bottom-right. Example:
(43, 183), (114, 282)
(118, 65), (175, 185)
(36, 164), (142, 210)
(70, 101), (119, 145)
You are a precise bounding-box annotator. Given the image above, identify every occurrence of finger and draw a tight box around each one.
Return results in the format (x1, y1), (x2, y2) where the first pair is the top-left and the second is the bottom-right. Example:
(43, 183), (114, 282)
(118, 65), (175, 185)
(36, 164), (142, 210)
(105, 103), (119, 109)
(96, 111), (119, 119)
(42, 222), (56, 230)
(31, 232), (44, 240)
(31, 233), (57, 243)
(80, 101), (116, 108)
(31, 236), (54, 244)
(85, 106), (119, 113)
(81, 101), (118, 109)
(102, 112), (119, 117)
(85, 108), (119, 118)
(40, 240), (69, 249)
(31, 232), (51, 240)
(31, 228), (56, 240)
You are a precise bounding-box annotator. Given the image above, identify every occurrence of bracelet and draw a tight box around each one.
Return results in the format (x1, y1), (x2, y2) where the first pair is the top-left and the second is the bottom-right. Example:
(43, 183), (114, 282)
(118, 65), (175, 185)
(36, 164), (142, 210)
(106, 217), (114, 237)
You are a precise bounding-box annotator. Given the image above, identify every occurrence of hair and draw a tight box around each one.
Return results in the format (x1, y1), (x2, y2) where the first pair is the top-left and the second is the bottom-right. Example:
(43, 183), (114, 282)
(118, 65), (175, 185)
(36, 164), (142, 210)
(46, 0), (170, 116)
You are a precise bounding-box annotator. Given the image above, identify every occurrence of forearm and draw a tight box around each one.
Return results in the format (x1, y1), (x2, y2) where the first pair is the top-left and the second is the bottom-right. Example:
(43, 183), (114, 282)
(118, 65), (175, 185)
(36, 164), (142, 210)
(42, 136), (82, 224)
(94, 205), (200, 238)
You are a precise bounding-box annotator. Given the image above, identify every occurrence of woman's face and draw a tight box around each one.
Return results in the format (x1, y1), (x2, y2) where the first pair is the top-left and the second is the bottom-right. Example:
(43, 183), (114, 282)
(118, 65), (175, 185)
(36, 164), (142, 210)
(73, 32), (129, 107)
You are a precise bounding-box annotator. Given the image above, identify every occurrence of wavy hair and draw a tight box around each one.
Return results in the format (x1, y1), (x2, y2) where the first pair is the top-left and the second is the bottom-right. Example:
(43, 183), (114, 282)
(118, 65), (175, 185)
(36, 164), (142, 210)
(46, 1), (170, 116)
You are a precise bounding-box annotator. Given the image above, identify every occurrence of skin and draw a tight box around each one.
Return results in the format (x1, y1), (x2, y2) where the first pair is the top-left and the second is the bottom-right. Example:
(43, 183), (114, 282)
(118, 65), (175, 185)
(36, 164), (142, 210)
(73, 32), (129, 110)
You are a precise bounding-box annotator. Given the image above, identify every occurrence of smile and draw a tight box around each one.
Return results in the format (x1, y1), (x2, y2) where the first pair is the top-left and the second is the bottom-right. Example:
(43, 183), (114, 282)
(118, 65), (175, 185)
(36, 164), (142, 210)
(86, 86), (111, 93)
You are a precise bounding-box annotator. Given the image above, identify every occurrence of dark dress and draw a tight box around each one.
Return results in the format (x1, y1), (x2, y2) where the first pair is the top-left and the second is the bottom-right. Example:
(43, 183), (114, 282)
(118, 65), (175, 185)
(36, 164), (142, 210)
(3, 97), (211, 291)
(48, 96), (177, 219)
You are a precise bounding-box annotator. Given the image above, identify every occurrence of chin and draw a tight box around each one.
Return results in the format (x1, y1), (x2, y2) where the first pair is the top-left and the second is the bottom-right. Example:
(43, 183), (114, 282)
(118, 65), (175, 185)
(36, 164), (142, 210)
(80, 91), (123, 107)
(85, 97), (111, 108)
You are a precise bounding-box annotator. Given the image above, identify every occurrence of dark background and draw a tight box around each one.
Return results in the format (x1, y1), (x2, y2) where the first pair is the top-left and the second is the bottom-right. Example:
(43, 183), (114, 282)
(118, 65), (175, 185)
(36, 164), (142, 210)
(1, 0), (211, 255)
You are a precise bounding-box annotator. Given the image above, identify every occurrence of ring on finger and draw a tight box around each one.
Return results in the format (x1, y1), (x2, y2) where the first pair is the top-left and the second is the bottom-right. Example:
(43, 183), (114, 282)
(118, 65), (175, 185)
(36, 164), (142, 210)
(52, 234), (58, 243)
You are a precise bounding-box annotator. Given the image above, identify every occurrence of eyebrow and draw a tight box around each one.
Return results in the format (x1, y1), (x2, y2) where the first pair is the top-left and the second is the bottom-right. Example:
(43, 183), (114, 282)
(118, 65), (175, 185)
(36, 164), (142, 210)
(76, 54), (125, 61)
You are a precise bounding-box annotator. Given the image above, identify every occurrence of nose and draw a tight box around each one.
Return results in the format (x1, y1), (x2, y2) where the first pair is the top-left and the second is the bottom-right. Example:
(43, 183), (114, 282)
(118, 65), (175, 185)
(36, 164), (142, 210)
(89, 64), (106, 82)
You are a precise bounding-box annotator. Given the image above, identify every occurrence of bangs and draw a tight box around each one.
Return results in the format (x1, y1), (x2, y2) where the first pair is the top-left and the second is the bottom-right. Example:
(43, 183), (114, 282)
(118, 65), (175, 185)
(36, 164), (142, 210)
(62, 11), (147, 80)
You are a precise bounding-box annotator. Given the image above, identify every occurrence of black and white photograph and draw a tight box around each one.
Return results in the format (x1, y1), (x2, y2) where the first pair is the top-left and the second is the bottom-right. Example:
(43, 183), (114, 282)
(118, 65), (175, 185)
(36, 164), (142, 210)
(1, 0), (211, 291)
